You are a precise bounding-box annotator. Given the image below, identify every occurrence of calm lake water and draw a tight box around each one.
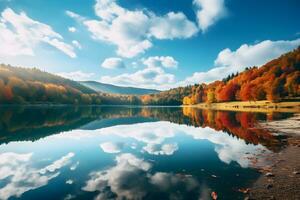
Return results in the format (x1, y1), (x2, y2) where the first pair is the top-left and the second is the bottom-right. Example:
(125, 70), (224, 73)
(0, 106), (293, 200)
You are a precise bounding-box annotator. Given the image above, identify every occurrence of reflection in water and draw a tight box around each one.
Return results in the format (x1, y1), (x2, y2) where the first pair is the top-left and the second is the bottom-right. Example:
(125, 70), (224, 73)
(0, 106), (290, 151)
(53, 121), (268, 168)
(0, 106), (294, 200)
(83, 153), (201, 200)
(100, 142), (125, 154)
(0, 152), (75, 200)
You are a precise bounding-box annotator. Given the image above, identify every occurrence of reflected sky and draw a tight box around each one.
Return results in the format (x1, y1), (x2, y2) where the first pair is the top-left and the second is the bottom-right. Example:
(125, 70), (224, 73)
(0, 106), (289, 200)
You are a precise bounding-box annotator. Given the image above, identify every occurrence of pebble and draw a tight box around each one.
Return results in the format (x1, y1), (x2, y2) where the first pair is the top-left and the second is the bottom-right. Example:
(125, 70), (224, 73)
(265, 172), (274, 177)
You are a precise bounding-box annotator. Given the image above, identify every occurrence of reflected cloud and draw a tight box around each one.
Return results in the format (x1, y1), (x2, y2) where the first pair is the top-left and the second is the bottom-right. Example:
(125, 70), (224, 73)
(53, 121), (268, 168)
(0, 152), (75, 200)
(100, 142), (124, 154)
(179, 126), (268, 168)
(66, 179), (74, 185)
(70, 161), (80, 171)
(40, 152), (74, 174)
(82, 153), (200, 200)
(143, 143), (178, 155)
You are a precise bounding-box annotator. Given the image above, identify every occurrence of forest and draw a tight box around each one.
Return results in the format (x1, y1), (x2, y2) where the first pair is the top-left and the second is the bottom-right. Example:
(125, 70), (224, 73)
(0, 65), (141, 105)
(0, 47), (299, 105)
(182, 47), (300, 105)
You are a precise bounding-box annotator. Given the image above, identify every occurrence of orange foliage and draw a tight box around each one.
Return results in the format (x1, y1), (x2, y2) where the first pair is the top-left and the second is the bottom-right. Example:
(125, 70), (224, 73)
(183, 47), (300, 104)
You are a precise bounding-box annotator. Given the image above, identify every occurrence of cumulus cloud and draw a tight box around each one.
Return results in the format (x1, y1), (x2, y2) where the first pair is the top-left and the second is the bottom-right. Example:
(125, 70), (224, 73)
(100, 55), (179, 89)
(69, 0), (198, 58)
(101, 57), (125, 69)
(0, 8), (76, 58)
(82, 153), (199, 199)
(193, 0), (226, 31)
(143, 56), (178, 69)
(0, 152), (75, 200)
(100, 66), (175, 89)
(100, 142), (124, 153)
(68, 27), (76, 33)
(56, 70), (95, 81)
(180, 38), (300, 86)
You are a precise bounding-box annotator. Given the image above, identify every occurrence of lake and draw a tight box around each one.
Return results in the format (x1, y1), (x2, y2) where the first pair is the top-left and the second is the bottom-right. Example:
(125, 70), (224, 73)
(0, 106), (293, 200)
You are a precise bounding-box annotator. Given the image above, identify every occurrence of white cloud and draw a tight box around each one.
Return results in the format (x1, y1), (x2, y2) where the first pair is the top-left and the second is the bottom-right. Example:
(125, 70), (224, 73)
(45, 38), (76, 58)
(193, 0), (226, 31)
(56, 70), (95, 81)
(100, 142), (124, 153)
(72, 40), (82, 49)
(0, 8), (76, 58)
(143, 56), (178, 69)
(65, 10), (85, 22)
(149, 12), (198, 40)
(100, 66), (175, 89)
(180, 38), (300, 86)
(69, 0), (198, 58)
(0, 152), (75, 200)
(68, 27), (76, 33)
(101, 57), (125, 69)
(100, 55), (179, 89)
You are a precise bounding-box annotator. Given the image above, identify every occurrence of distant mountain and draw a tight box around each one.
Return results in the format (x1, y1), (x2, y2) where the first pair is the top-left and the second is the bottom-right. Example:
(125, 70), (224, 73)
(80, 81), (160, 95)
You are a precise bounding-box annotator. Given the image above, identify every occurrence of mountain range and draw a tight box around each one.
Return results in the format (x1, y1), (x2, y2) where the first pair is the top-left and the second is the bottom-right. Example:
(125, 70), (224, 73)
(80, 81), (160, 95)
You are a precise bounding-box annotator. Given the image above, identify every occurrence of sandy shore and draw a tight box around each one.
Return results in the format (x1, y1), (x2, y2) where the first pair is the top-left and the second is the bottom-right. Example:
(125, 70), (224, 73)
(187, 101), (300, 113)
(247, 114), (300, 199)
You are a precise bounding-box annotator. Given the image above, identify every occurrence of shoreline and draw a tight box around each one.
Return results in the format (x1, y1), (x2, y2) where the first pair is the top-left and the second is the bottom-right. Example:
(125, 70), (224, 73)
(185, 101), (300, 113)
(248, 114), (300, 199)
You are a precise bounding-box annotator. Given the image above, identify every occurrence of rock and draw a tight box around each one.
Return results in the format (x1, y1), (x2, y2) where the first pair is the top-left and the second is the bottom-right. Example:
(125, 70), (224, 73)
(238, 188), (250, 194)
(293, 171), (299, 175)
(265, 172), (274, 177)
(211, 191), (218, 200)
(266, 184), (273, 189)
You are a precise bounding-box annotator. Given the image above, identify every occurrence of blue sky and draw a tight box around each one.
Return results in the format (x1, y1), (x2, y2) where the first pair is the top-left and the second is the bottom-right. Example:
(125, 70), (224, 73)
(0, 0), (299, 89)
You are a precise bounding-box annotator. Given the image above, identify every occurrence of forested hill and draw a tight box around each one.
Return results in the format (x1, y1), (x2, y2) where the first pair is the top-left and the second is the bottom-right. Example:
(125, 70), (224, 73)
(182, 47), (300, 105)
(0, 65), (99, 104)
(80, 81), (160, 95)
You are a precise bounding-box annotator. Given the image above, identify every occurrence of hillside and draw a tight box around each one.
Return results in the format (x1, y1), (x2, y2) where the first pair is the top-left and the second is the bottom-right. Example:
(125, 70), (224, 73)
(182, 47), (300, 105)
(80, 81), (160, 95)
(0, 65), (100, 104)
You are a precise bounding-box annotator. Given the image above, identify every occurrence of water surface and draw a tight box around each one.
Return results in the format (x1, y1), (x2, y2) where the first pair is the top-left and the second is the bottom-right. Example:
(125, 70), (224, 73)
(0, 106), (291, 200)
